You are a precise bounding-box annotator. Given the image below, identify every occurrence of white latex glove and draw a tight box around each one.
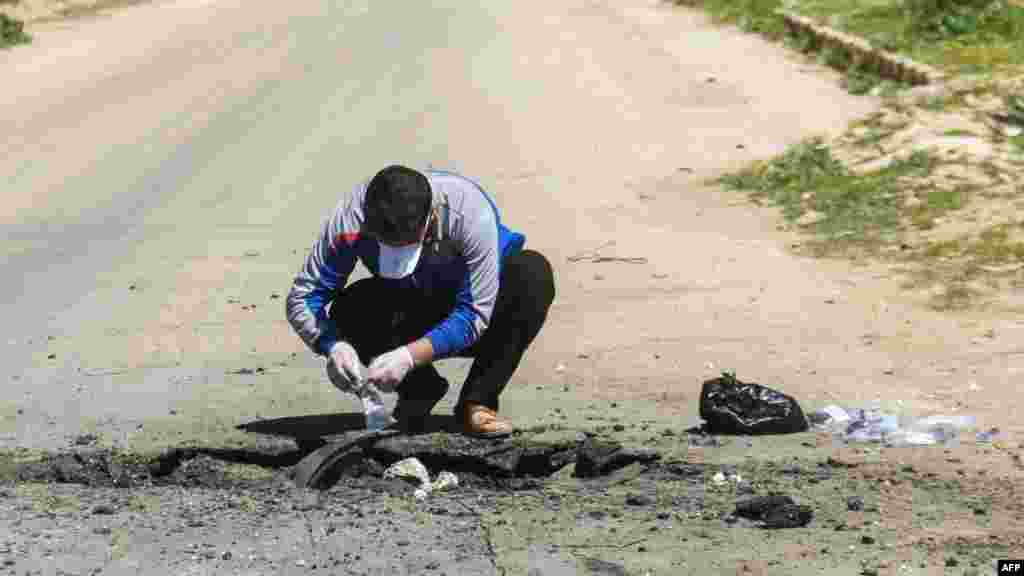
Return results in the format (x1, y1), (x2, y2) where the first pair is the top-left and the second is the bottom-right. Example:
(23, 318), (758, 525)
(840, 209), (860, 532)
(367, 346), (414, 393)
(326, 341), (366, 394)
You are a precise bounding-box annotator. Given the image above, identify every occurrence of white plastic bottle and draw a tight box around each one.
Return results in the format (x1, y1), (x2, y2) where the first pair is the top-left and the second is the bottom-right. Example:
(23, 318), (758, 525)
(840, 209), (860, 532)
(360, 384), (394, 431)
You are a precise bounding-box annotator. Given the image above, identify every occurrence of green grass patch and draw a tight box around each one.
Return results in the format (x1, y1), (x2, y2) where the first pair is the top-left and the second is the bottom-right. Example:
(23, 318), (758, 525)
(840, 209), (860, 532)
(926, 186), (967, 211)
(923, 239), (964, 259)
(1, 13), (30, 48)
(673, 0), (898, 93)
(678, 0), (1024, 94)
(793, 0), (1024, 74)
(942, 129), (977, 137)
(841, 69), (906, 96)
(1006, 93), (1024, 122)
(903, 184), (970, 231)
(901, 221), (1024, 309)
(1011, 134), (1024, 152)
(971, 222), (1024, 262)
(849, 120), (911, 148)
(719, 138), (940, 252)
(675, 0), (787, 39)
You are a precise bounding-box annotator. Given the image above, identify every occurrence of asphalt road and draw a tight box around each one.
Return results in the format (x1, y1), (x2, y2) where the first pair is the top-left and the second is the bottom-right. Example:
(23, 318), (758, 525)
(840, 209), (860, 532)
(0, 0), (882, 451)
(11, 2), (1024, 574)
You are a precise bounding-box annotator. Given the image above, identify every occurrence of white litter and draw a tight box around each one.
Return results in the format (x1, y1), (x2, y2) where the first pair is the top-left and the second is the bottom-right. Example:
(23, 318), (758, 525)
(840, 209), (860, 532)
(818, 405), (851, 423)
(383, 457), (430, 486)
(383, 457), (459, 500)
(432, 471), (459, 492)
(812, 402), (981, 447)
(976, 427), (1001, 443)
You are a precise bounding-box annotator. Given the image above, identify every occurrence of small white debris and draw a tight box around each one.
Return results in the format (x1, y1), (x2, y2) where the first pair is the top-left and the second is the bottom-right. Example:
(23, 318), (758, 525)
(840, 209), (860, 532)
(383, 458), (430, 487)
(383, 458), (459, 501)
(431, 471), (459, 492)
(555, 363), (566, 373)
(712, 472), (726, 485)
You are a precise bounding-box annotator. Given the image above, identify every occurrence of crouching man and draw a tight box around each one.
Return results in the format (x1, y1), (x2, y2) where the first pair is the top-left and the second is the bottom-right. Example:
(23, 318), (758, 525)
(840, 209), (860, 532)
(286, 165), (555, 438)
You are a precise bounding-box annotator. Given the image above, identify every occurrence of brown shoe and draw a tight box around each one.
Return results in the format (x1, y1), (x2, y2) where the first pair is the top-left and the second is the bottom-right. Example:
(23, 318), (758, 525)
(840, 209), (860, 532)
(462, 402), (514, 439)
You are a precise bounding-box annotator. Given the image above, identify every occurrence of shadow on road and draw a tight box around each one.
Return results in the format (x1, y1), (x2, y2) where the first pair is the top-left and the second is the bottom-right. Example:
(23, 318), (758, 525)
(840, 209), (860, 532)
(10, 413), (671, 493)
(237, 412), (461, 449)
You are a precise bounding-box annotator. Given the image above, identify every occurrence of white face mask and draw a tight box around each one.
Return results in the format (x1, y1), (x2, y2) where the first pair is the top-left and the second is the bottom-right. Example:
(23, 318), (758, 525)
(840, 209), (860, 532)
(377, 241), (423, 279)
(371, 210), (434, 279)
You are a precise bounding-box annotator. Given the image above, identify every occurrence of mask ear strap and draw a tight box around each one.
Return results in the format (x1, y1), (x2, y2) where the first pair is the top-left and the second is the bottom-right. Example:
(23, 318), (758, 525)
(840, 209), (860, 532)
(429, 191), (449, 250)
(426, 208), (441, 244)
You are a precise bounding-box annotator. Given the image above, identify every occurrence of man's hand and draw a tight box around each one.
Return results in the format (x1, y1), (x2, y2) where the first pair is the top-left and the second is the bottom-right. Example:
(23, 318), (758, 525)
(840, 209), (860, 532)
(327, 341), (365, 393)
(367, 346), (414, 393)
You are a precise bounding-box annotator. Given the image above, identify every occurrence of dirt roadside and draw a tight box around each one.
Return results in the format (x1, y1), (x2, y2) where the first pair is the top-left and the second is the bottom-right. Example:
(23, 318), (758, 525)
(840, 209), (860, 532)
(0, 0), (151, 26)
(3, 0), (1024, 574)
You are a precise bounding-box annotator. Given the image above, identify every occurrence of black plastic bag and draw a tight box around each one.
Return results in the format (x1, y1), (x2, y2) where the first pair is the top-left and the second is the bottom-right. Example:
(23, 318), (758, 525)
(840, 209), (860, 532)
(699, 372), (809, 435)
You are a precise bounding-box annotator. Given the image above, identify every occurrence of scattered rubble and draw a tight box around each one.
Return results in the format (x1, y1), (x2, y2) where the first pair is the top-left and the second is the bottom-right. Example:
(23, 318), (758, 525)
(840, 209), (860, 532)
(733, 494), (814, 529)
(574, 438), (660, 478)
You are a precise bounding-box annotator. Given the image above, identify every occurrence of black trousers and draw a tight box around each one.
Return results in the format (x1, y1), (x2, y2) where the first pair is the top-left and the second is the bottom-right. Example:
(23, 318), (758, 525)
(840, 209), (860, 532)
(327, 249), (555, 414)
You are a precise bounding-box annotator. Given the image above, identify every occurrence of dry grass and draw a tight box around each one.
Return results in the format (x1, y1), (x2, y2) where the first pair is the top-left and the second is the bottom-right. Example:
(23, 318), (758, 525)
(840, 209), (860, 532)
(719, 75), (1024, 310)
(681, 1), (1024, 314)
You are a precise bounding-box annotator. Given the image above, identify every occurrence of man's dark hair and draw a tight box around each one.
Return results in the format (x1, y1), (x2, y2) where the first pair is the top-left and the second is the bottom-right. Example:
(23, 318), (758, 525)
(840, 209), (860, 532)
(363, 165), (432, 244)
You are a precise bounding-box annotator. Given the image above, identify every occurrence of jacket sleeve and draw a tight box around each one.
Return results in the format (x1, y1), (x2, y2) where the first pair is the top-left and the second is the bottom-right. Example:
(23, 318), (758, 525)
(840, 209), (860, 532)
(424, 207), (500, 359)
(285, 198), (359, 356)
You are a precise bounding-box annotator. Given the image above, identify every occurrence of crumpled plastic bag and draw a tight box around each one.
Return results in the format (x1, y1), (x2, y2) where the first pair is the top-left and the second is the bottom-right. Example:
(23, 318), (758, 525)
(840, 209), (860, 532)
(382, 457), (459, 501)
(811, 404), (979, 447)
(808, 405), (851, 430)
(432, 471), (459, 491)
(415, 471), (459, 501)
(976, 427), (1001, 443)
(383, 457), (430, 486)
(699, 372), (809, 435)
(886, 415), (976, 447)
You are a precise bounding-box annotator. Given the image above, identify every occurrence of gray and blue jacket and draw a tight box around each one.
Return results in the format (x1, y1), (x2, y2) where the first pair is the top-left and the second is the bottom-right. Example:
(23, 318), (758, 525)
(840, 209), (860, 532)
(286, 169), (525, 359)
